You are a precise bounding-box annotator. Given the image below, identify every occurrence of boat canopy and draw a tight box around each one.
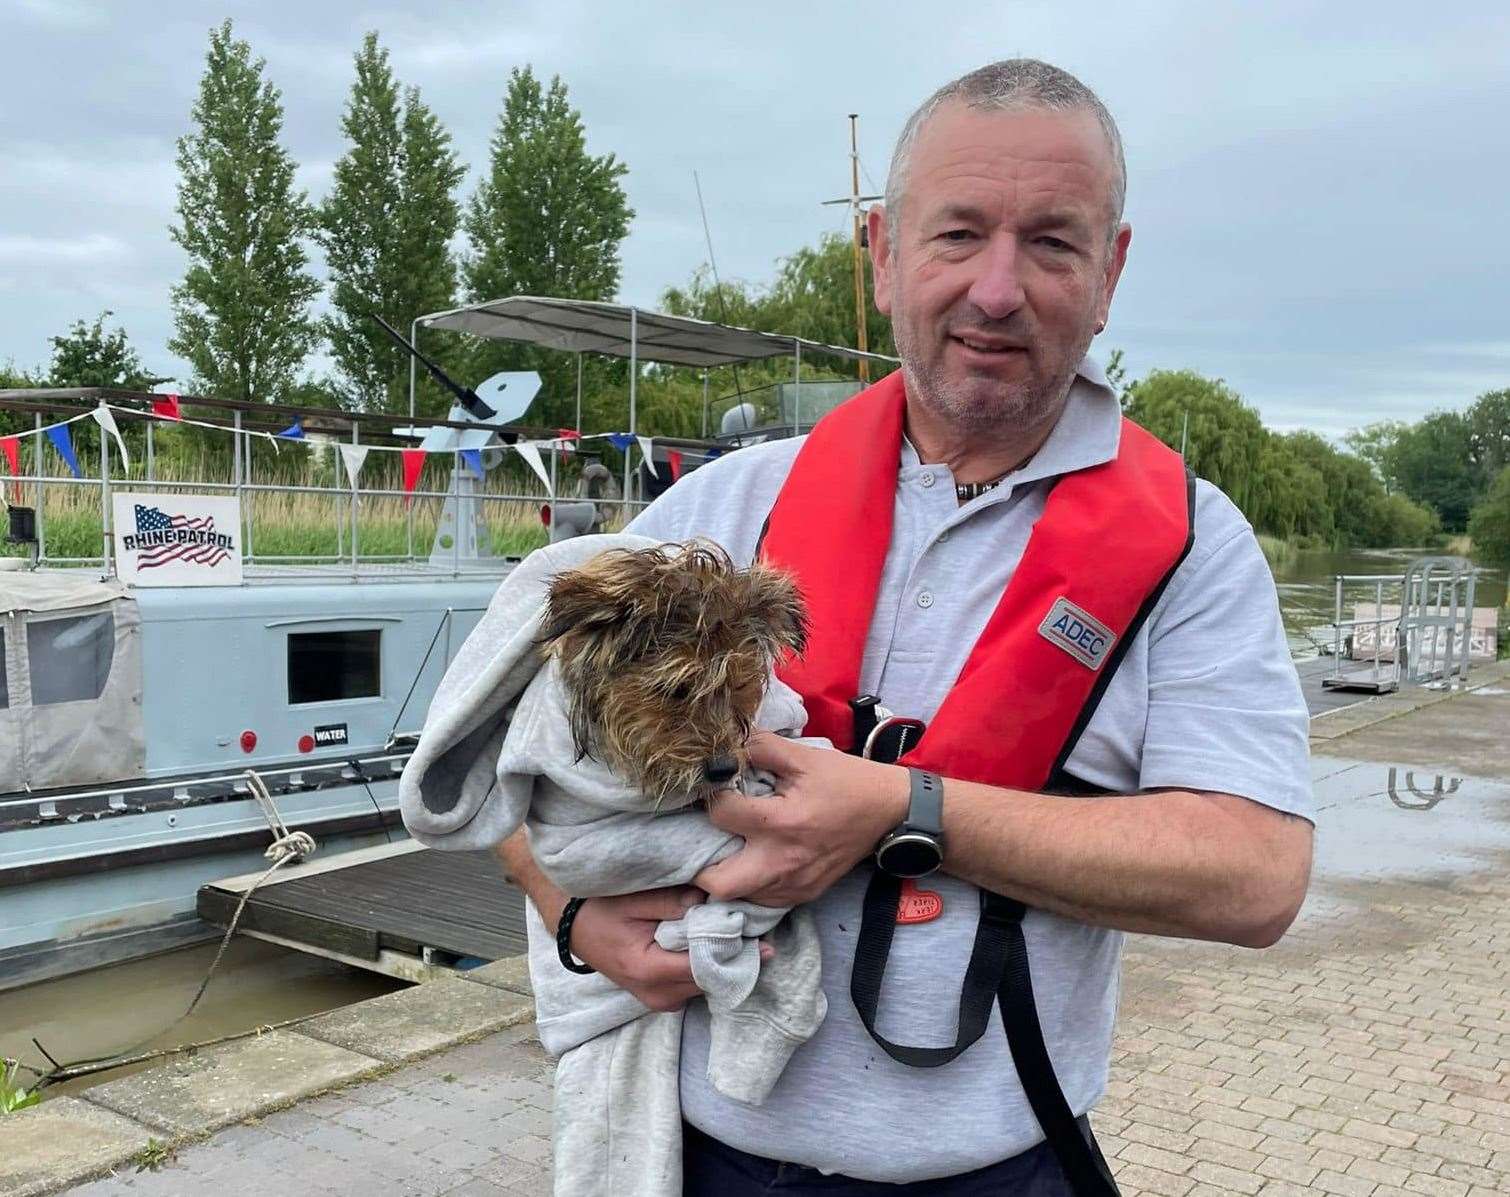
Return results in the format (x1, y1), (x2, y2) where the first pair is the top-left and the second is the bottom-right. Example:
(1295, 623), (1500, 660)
(0, 571), (143, 791)
(417, 296), (895, 369)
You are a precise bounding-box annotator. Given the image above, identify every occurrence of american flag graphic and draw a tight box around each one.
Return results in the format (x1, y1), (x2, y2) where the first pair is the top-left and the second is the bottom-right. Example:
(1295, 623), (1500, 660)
(133, 504), (232, 570)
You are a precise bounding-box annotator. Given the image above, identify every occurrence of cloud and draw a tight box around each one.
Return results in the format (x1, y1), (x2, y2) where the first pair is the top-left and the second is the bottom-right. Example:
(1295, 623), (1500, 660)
(0, 233), (134, 266)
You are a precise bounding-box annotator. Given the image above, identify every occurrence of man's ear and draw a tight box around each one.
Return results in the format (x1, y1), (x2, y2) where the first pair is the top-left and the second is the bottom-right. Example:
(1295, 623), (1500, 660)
(1097, 222), (1132, 327)
(868, 204), (893, 317)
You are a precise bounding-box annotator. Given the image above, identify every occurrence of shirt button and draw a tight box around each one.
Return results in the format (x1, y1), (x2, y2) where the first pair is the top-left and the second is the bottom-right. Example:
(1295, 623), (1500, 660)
(920, 472), (936, 488)
(917, 591), (933, 609)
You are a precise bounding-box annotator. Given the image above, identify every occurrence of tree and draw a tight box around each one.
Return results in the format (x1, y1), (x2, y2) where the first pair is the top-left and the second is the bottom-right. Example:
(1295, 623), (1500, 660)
(1466, 388), (1510, 482)
(1344, 420), (1407, 492)
(48, 311), (150, 388)
(463, 67), (633, 424)
(765, 232), (895, 359)
(1385, 411), (1480, 532)
(1467, 465), (1510, 563)
(320, 33), (466, 414)
(168, 20), (320, 403)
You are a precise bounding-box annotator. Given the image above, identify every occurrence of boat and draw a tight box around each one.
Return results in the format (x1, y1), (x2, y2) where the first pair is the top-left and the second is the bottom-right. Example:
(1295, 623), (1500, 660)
(0, 298), (891, 992)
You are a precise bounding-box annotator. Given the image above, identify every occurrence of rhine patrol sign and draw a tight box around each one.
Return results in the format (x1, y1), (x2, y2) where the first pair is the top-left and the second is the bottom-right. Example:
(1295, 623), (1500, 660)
(111, 493), (243, 587)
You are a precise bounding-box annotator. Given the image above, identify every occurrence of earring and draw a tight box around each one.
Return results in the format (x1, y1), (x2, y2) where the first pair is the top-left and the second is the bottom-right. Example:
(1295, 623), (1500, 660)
(1094, 320), (1106, 334)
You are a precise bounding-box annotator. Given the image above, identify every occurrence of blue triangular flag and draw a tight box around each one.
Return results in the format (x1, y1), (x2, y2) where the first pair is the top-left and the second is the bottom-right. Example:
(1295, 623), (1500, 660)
(276, 420), (305, 440)
(460, 448), (484, 478)
(46, 424), (82, 478)
(607, 432), (635, 451)
(705, 448), (723, 460)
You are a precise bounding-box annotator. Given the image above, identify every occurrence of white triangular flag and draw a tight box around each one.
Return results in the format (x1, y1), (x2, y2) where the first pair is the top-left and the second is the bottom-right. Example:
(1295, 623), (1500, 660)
(636, 436), (657, 478)
(339, 444), (369, 489)
(513, 440), (553, 494)
(92, 403), (129, 471)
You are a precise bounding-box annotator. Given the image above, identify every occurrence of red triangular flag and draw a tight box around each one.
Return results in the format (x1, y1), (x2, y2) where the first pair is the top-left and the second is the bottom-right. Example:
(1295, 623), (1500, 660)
(151, 393), (181, 421)
(0, 436), (18, 477)
(555, 428), (581, 441)
(400, 448), (426, 503)
(667, 449), (683, 481)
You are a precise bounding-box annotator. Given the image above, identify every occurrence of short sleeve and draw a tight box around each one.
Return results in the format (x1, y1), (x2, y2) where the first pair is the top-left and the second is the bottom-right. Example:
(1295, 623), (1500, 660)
(1137, 515), (1313, 823)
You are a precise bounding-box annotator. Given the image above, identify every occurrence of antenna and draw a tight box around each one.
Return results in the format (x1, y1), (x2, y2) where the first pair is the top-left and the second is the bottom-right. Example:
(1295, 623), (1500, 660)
(369, 313), (497, 421)
(693, 171), (752, 432)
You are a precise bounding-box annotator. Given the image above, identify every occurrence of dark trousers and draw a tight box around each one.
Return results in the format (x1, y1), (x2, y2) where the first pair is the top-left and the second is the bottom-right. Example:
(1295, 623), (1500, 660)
(683, 1119), (1102, 1195)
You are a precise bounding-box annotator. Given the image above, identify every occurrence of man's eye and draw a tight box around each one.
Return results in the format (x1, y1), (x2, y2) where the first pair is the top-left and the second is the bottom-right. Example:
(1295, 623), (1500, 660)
(940, 229), (974, 242)
(1037, 236), (1073, 251)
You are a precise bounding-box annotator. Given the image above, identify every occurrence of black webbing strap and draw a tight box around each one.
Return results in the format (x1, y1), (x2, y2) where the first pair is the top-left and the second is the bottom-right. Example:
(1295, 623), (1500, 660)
(851, 874), (1120, 1195)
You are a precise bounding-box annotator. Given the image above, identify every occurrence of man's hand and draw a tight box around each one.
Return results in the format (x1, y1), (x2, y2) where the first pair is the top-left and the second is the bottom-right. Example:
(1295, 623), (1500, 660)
(568, 888), (707, 1013)
(695, 733), (909, 907)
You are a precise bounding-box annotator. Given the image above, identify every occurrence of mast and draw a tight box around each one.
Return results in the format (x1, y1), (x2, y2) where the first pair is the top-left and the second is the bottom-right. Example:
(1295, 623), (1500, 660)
(824, 116), (883, 385)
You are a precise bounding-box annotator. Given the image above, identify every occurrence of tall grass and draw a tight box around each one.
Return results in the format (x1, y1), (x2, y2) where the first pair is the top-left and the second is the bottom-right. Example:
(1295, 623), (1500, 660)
(1256, 533), (1299, 571)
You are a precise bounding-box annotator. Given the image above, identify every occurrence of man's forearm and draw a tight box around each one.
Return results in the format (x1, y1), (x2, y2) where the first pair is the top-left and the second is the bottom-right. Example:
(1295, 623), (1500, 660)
(496, 829), (567, 932)
(939, 779), (1312, 948)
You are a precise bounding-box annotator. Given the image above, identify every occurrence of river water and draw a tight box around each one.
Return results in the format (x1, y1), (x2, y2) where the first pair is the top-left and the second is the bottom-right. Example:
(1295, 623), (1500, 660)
(1, 545), (1503, 1106)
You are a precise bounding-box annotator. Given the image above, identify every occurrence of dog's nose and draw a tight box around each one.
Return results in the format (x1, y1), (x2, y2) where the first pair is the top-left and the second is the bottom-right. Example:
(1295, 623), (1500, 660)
(703, 754), (739, 785)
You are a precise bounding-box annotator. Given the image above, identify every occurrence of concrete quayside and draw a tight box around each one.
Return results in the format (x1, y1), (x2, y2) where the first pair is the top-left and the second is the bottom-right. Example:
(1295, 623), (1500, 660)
(3, 659), (1509, 1196)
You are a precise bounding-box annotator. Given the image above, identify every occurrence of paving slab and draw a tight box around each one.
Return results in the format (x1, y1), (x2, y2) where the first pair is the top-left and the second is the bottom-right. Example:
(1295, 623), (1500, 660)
(0, 1097), (155, 1197)
(297, 975), (534, 1063)
(80, 1029), (384, 1137)
(458, 954), (533, 996)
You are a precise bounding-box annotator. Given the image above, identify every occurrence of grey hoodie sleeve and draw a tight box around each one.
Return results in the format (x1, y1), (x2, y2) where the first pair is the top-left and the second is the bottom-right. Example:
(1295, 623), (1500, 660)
(398, 533), (664, 850)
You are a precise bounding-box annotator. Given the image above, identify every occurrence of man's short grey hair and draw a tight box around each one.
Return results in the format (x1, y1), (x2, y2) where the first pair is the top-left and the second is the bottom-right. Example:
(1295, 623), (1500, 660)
(884, 59), (1126, 244)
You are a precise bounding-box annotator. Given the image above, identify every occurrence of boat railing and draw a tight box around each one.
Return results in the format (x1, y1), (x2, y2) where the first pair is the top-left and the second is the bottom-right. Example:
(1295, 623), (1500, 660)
(3, 424), (652, 580)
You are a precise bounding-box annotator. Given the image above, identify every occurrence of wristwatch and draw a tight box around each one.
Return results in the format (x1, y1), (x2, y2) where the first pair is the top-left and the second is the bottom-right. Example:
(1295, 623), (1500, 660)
(874, 768), (945, 878)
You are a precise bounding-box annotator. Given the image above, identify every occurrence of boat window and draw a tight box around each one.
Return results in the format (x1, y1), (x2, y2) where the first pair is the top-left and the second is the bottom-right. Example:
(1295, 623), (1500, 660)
(28, 612), (114, 706)
(288, 629), (381, 705)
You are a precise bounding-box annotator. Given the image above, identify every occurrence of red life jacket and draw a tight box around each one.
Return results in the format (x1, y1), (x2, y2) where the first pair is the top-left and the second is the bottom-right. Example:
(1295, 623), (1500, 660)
(760, 370), (1193, 789)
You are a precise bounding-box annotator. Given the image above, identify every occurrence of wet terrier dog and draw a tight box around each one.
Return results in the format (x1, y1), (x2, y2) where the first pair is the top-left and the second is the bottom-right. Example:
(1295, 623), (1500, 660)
(539, 540), (808, 802)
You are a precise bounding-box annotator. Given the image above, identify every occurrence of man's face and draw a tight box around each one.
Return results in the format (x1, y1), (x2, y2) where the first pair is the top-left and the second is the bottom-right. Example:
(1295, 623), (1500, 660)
(870, 103), (1131, 436)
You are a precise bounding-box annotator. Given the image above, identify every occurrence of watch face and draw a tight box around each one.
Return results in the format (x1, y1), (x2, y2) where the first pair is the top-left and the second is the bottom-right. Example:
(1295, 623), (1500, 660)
(877, 832), (943, 878)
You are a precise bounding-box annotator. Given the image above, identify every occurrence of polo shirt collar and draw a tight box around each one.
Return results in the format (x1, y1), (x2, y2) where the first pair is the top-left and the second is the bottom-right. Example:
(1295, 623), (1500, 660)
(898, 355), (1123, 485)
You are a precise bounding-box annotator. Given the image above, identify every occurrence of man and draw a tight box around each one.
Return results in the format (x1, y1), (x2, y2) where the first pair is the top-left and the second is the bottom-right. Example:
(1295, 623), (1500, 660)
(501, 59), (1313, 1194)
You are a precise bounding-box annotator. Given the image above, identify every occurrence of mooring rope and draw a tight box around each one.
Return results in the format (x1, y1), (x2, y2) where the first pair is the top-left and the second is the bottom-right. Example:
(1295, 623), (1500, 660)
(28, 769), (317, 1086)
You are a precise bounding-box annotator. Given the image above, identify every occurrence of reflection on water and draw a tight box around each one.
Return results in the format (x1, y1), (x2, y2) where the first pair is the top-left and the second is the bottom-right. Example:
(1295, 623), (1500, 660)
(1271, 546), (1507, 658)
(0, 937), (404, 1099)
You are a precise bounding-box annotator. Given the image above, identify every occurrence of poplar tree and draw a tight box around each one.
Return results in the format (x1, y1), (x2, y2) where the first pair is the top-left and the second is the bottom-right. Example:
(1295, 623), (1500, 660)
(168, 20), (319, 403)
(464, 67), (632, 424)
(320, 32), (466, 414)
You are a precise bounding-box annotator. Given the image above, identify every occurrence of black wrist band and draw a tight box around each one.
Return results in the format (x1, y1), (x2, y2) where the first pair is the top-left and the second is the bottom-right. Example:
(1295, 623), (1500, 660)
(556, 897), (596, 974)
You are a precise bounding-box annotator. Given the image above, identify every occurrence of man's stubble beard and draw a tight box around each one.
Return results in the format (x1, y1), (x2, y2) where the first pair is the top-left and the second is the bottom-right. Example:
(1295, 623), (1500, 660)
(891, 295), (1099, 443)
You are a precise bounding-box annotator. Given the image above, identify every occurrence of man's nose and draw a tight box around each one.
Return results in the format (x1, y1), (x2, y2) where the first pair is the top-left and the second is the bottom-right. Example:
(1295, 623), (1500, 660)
(966, 235), (1026, 320)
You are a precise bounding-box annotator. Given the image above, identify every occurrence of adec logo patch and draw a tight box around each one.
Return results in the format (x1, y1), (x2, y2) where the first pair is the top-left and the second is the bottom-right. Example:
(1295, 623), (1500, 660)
(1038, 597), (1116, 670)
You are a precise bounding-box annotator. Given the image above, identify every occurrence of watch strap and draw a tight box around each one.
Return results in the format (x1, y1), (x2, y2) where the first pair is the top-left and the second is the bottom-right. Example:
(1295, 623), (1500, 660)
(906, 767), (943, 836)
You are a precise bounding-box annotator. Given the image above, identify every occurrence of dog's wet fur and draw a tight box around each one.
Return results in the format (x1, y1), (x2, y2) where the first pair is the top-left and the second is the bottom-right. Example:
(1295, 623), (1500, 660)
(539, 541), (807, 804)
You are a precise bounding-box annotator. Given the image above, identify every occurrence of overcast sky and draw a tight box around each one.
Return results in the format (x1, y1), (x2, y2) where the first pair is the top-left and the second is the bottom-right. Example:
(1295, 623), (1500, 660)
(3, 0), (1506, 437)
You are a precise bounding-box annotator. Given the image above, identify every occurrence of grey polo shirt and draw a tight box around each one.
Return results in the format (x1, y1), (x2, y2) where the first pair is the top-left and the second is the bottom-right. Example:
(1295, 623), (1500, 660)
(626, 358), (1312, 1183)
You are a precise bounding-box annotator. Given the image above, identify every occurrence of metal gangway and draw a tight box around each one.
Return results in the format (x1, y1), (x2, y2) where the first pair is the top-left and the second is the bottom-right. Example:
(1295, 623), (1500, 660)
(1322, 556), (1481, 693)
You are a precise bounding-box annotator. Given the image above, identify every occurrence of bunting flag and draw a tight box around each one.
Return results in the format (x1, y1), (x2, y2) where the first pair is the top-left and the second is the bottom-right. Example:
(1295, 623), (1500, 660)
(400, 447), (426, 500)
(151, 393), (181, 421)
(607, 432), (635, 452)
(92, 403), (130, 472)
(512, 440), (553, 493)
(0, 436), (18, 477)
(276, 420), (305, 440)
(667, 449), (683, 481)
(338, 444), (369, 489)
(460, 448), (484, 479)
(555, 428), (581, 441)
(46, 424), (82, 478)
(636, 436), (657, 478)
(705, 448), (723, 460)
